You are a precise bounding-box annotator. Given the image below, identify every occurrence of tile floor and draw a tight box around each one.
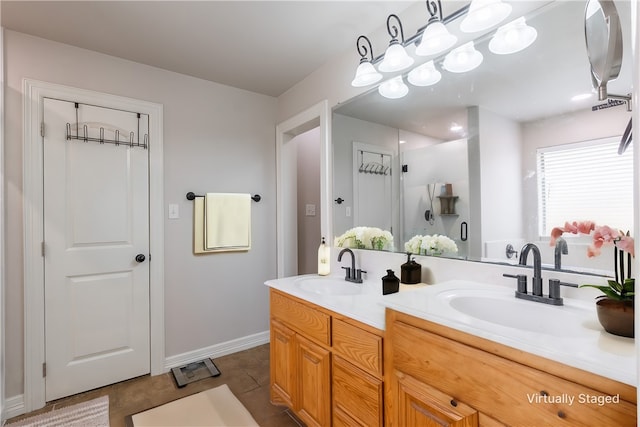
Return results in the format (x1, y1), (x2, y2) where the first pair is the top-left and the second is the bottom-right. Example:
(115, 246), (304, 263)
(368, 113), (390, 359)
(6, 343), (303, 427)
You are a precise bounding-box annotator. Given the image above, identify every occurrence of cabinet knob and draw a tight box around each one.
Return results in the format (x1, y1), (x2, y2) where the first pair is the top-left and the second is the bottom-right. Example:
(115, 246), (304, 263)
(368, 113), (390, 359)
(557, 410), (566, 419)
(540, 390), (549, 397)
(450, 399), (458, 407)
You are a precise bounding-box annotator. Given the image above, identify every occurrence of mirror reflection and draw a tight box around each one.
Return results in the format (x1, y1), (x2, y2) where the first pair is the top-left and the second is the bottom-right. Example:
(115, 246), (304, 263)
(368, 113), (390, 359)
(332, 0), (633, 277)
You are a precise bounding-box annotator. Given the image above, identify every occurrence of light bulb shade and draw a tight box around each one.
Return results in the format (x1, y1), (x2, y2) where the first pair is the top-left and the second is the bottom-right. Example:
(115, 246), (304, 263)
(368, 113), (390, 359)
(443, 41), (483, 73)
(408, 61), (442, 86)
(378, 76), (409, 99)
(351, 60), (383, 87)
(416, 21), (458, 56)
(488, 17), (537, 55)
(460, 0), (512, 33)
(378, 41), (414, 72)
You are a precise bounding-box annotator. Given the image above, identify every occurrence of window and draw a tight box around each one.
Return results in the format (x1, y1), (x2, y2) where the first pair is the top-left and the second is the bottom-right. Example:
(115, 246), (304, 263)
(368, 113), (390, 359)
(537, 136), (633, 237)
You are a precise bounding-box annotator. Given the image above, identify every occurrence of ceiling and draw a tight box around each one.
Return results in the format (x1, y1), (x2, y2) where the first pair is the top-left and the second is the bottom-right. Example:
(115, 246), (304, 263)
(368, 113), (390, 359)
(1, 0), (413, 97)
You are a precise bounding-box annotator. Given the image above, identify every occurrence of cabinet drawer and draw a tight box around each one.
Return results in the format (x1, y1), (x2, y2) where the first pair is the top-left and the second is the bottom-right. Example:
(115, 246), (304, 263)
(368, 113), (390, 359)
(391, 320), (636, 427)
(333, 355), (383, 427)
(270, 290), (330, 346)
(395, 371), (478, 427)
(332, 318), (382, 377)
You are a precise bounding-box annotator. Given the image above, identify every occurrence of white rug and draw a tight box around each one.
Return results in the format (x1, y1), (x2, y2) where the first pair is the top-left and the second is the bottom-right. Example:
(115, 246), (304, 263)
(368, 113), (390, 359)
(8, 395), (109, 427)
(130, 384), (259, 427)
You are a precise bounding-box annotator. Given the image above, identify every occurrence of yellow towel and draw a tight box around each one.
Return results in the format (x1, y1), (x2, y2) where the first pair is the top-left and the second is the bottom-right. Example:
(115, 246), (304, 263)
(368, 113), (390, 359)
(204, 193), (251, 251)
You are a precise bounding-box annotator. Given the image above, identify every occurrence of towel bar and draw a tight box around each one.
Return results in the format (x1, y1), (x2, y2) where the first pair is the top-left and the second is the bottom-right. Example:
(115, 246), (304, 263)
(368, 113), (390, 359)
(186, 192), (261, 202)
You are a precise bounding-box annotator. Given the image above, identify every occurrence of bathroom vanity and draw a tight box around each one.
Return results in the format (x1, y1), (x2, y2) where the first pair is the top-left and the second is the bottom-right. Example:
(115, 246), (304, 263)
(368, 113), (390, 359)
(266, 275), (636, 426)
(385, 309), (635, 426)
(270, 288), (384, 427)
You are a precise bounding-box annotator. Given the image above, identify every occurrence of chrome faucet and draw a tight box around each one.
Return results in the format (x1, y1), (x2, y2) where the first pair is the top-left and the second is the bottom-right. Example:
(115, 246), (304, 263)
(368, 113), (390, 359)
(337, 248), (366, 283)
(519, 243), (543, 296)
(554, 237), (568, 270)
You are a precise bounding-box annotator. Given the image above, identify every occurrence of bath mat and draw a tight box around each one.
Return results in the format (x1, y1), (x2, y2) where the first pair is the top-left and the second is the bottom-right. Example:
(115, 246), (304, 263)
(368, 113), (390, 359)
(7, 395), (109, 427)
(127, 384), (258, 427)
(171, 358), (221, 388)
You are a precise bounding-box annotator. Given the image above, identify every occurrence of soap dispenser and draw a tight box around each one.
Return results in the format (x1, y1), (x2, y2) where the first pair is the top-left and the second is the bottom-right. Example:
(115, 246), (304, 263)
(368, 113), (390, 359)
(401, 253), (421, 284)
(317, 237), (330, 276)
(382, 270), (400, 295)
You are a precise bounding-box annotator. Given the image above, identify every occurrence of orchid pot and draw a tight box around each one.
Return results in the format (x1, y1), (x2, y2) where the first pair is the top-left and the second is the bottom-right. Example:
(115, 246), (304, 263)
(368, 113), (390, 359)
(551, 221), (635, 338)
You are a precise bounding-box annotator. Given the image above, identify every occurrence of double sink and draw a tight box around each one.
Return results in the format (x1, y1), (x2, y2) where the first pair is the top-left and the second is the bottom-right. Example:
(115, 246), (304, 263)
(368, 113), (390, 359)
(293, 275), (593, 338)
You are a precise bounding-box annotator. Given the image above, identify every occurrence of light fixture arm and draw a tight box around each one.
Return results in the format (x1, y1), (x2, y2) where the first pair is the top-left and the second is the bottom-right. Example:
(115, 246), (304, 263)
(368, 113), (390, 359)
(386, 14), (406, 43)
(353, 3), (471, 67)
(426, 0), (443, 23)
(356, 35), (375, 63)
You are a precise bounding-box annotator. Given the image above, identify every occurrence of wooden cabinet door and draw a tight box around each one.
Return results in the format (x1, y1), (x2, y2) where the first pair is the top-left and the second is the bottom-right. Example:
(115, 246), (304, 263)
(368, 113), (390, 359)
(396, 371), (478, 427)
(333, 355), (383, 427)
(270, 319), (296, 408)
(296, 334), (331, 427)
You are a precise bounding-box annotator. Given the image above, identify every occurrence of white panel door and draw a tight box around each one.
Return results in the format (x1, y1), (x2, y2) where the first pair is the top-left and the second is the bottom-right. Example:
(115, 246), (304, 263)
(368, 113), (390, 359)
(43, 98), (150, 401)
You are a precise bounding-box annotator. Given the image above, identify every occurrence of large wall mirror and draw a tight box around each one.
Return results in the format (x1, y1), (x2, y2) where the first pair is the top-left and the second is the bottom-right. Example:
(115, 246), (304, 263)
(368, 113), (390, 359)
(332, 0), (633, 277)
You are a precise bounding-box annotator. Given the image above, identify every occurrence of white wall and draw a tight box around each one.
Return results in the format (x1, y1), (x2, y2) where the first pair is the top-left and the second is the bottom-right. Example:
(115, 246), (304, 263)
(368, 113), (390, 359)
(478, 108), (524, 248)
(295, 127), (321, 274)
(4, 31), (277, 398)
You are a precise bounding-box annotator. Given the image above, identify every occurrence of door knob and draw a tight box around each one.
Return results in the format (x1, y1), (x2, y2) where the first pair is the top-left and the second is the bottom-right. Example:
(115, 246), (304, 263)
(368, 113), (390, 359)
(135, 254), (146, 263)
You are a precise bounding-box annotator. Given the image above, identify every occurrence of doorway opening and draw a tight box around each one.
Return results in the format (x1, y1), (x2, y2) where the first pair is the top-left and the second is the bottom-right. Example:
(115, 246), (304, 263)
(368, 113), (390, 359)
(275, 101), (331, 278)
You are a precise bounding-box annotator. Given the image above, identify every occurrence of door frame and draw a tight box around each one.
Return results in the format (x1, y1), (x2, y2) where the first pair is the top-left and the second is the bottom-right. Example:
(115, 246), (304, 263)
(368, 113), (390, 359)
(275, 100), (331, 278)
(23, 79), (165, 411)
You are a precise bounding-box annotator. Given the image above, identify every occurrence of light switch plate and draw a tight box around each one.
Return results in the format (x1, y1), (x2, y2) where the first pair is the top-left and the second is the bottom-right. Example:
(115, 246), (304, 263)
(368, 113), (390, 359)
(305, 204), (316, 216)
(168, 204), (179, 219)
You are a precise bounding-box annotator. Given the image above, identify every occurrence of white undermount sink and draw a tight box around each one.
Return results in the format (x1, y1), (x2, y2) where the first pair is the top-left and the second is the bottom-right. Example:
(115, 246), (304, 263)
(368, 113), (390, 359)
(295, 277), (362, 296)
(436, 288), (593, 337)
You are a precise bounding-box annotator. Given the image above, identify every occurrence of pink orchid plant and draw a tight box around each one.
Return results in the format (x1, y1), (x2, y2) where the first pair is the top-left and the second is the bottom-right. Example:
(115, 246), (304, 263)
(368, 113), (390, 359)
(550, 221), (635, 258)
(550, 221), (634, 302)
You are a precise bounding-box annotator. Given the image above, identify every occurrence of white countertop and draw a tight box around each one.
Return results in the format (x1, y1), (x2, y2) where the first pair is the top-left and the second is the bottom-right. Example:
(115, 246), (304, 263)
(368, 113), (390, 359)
(265, 274), (636, 387)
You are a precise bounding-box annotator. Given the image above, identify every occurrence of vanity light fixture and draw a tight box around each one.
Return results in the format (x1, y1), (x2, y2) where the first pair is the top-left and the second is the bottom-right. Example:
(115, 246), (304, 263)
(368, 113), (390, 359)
(488, 17), (538, 55)
(415, 0), (457, 57)
(351, 36), (383, 87)
(408, 60), (442, 86)
(460, 0), (512, 33)
(350, 0), (532, 97)
(378, 14), (414, 73)
(443, 41), (484, 73)
(378, 76), (409, 99)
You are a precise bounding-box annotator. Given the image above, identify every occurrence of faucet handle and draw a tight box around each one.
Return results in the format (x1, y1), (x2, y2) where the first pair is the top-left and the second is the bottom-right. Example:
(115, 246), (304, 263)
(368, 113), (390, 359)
(549, 279), (578, 300)
(503, 273), (527, 294)
(342, 266), (351, 279)
(355, 269), (367, 281)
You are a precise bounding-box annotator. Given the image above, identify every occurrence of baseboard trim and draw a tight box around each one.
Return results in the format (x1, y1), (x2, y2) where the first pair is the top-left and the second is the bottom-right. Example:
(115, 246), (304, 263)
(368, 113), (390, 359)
(4, 394), (25, 420)
(164, 330), (270, 371)
(3, 331), (270, 420)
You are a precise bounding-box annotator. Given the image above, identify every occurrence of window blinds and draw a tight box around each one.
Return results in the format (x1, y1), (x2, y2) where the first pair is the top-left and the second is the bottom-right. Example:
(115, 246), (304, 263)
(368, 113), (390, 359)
(537, 136), (633, 236)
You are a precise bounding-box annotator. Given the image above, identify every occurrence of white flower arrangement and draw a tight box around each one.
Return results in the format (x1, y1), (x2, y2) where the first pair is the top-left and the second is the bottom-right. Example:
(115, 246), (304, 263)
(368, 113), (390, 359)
(335, 226), (394, 251)
(404, 235), (423, 254)
(404, 234), (458, 255)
